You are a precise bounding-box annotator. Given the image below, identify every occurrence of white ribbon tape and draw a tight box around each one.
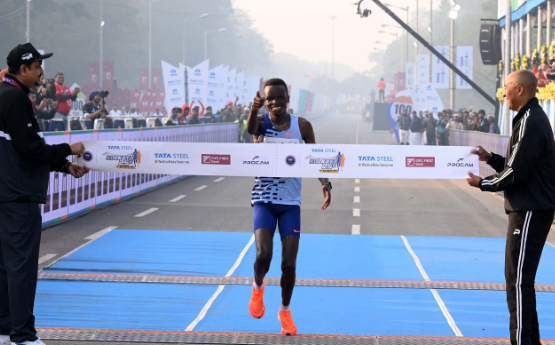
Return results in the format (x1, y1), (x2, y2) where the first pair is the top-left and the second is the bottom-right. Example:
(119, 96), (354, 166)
(76, 141), (479, 179)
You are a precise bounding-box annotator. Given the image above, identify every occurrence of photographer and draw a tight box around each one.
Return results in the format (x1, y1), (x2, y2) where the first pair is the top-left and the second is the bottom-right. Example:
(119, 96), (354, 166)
(83, 91), (108, 120)
(29, 90), (57, 120)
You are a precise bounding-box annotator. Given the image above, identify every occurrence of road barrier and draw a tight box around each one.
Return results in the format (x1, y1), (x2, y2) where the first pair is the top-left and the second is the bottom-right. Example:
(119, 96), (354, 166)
(449, 129), (510, 177)
(41, 123), (238, 227)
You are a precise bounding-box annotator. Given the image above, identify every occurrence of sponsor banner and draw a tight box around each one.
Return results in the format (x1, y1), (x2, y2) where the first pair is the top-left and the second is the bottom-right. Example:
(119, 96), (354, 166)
(456, 46), (473, 89)
(187, 59), (209, 104)
(89, 62), (100, 89)
(78, 142), (479, 179)
(151, 68), (161, 91)
(412, 84), (444, 114)
(140, 68), (149, 91)
(235, 71), (245, 103)
(406, 63), (415, 89)
(218, 66), (229, 110)
(432, 46), (450, 89)
(41, 132), (71, 224)
(207, 65), (222, 110)
(69, 90), (87, 118)
(417, 54), (430, 85)
(161, 60), (185, 112)
(226, 68), (236, 104)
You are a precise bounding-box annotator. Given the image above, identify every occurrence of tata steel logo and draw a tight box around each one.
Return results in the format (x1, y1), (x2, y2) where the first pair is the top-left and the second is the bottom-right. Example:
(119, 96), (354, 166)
(426, 85), (432, 91)
(172, 89), (178, 95)
(406, 157), (435, 167)
(447, 158), (474, 168)
(227, 77), (231, 82)
(194, 69), (201, 76)
(243, 81), (247, 86)
(195, 88), (201, 94)
(170, 69), (177, 76)
(209, 72), (216, 79)
(202, 154), (231, 165)
(209, 91), (215, 96)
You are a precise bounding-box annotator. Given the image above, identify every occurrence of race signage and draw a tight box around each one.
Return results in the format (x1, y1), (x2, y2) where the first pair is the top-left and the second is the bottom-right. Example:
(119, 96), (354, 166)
(78, 141), (479, 179)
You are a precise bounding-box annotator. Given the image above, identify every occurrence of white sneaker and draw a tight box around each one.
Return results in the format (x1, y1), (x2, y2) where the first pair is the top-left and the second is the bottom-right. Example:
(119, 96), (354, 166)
(0, 335), (10, 345)
(11, 339), (46, 345)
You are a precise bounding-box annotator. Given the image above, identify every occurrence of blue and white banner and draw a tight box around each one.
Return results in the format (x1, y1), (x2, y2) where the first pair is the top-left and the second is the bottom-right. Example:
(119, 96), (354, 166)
(78, 141), (479, 179)
(432, 46), (450, 89)
(207, 65), (222, 111)
(161, 60), (186, 111)
(456, 46), (473, 89)
(417, 54), (430, 86)
(406, 63), (415, 89)
(187, 59), (209, 104)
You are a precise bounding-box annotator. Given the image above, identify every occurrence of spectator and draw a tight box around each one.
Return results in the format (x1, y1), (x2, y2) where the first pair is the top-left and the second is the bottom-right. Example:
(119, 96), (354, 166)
(462, 111), (470, 130)
(221, 101), (235, 122)
(151, 108), (163, 117)
(438, 118), (449, 146)
(29, 90), (57, 120)
(488, 115), (500, 134)
(448, 114), (463, 130)
(535, 65), (548, 88)
(128, 108), (140, 117)
(409, 111), (423, 145)
(83, 91), (108, 121)
(122, 107), (130, 116)
(164, 107), (182, 126)
(109, 105), (122, 117)
(203, 106), (216, 123)
(424, 113), (436, 145)
(190, 100), (205, 117)
(377, 78), (386, 103)
(478, 110), (490, 133)
(53, 72), (79, 130)
(397, 109), (411, 145)
(187, 106), (201, 125)
(180, 104), (190, 123)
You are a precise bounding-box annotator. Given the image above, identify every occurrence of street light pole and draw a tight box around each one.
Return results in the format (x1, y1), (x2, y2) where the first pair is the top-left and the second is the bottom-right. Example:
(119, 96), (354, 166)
(148, 0), (152, 89)
(330, 16), (337, 105)
(26, 0), (31, 42)
(183, 14), (208, 65)
(100, 0), (103, 88)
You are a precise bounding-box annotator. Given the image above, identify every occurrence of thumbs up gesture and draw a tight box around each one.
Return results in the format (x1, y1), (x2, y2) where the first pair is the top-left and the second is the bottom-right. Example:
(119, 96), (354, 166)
(252, 91), (265, 111)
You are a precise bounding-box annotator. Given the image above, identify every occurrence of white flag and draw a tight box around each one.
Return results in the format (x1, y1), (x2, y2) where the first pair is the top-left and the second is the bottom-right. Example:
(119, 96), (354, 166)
(432, 46), (450, 89)
(456, 46), (473, 89)
(417, 55), (430, 85)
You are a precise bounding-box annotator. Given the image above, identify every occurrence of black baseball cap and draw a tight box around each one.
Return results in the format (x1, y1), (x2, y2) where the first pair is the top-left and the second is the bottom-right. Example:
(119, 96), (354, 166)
(6, 43), (53, 68)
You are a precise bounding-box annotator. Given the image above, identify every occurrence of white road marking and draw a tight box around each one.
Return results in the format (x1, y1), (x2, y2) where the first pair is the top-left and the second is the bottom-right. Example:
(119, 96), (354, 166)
(195, 185), (207, 191)
(354, 186), (361, 192)
(45, 226), (119, 268)
(353, 209), (360, 217)
(134, 208), (159, 217)
(186, 234), (256, 331)
(169, 195), (187, 203)
(354, 196), (360, 203)
(38, 254), (57, 264)
(355, 179), (360, 184)
(85, 226), (118, 240)
(352, 225), (361, 235)
(401, 235), (463, 337)
(214, 177), (225, 182)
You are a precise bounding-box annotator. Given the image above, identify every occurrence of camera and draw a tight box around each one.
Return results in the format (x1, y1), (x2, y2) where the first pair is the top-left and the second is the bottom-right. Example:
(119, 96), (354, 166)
(99, 90), (109, 98)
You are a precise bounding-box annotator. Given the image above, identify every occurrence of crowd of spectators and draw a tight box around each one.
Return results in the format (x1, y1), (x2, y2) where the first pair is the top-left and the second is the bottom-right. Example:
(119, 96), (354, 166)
(396, 108), (500, 146)
(531, 58), (555, 88)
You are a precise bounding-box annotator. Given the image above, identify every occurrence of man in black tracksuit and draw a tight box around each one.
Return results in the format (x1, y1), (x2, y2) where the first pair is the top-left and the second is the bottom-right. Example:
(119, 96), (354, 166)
(0, 43), (88, 345)
(468, 70), (555, 345)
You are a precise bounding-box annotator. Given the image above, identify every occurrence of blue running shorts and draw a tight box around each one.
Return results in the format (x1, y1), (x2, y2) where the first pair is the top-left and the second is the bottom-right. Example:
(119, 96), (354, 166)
(253, 203), (301, 239)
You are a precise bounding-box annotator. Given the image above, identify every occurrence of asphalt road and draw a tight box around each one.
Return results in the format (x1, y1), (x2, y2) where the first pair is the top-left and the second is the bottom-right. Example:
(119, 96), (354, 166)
(37, 112), (532, 345)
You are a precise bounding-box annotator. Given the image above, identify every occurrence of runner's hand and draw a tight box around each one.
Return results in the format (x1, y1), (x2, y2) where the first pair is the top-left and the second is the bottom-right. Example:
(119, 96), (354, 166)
(252, 91), (265, 111)
(470, 145), (492, 162)
(321, 185), (331, 210)
(466, 172), (481, 188)
(68, 164), (90, 178)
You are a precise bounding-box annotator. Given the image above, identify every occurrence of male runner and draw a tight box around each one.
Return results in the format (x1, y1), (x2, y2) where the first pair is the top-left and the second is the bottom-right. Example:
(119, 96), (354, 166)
(246, 78), (332, 336)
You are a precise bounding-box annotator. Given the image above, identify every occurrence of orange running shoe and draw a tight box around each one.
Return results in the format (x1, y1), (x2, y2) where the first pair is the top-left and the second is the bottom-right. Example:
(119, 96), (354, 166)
(278, 309), (298, 335)
(249, 281), (265, 318)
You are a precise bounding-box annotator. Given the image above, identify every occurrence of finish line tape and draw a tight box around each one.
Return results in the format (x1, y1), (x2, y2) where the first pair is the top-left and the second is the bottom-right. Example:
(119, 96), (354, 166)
(76, 141), (479, 179)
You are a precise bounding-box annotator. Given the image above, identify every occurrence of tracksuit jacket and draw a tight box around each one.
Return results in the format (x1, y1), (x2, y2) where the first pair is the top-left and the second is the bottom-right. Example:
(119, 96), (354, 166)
(480, 97), (555, 212)
(0, 74), (71, 204)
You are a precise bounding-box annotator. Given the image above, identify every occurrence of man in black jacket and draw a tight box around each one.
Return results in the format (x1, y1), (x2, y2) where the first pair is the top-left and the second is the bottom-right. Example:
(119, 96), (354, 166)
(0, 43), (89, 345)
(467, 70), (555, 345)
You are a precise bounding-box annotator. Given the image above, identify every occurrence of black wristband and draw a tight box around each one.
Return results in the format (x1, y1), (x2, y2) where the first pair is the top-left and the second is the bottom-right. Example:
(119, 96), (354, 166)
(323, 181), (332, 191)
(62, 161), (72, 173)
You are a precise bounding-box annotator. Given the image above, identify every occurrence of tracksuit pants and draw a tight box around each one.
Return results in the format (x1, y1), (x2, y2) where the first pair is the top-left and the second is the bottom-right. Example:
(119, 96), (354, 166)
(0, 202), (42, 343)
(506, 210), (554, 345)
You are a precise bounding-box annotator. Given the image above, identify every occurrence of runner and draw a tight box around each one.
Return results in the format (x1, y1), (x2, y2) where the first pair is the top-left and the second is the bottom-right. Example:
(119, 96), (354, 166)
(246, 78), (332, 336)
